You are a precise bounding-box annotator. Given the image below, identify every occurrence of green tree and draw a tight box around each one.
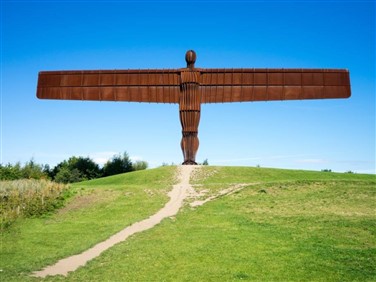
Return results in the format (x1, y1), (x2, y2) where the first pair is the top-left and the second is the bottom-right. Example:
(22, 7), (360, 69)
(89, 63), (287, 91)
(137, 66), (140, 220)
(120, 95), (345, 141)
(52, 156), (102, 183)
(202, 159), (209, 165)
(21, 159), (47, 179)
(103, 152), (133, 177)
(54, 167), (82, 184)
(72, 157), (102, 180)
(0, 160), (49, 180)
(0, 163), (22, 180)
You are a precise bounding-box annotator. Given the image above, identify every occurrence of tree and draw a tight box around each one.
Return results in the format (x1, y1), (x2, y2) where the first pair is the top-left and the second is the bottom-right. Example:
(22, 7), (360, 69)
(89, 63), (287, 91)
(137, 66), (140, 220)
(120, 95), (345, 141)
(52, 156), (102, 183)
(0, 163), (22, 180)
(72, 157), (102, 180)
(103, 152), (133, 177)
(21, 159), (47, 179)
(202, 159), (209, 165)
(0, 160), (49, 180)
(54, 167), (82, 184)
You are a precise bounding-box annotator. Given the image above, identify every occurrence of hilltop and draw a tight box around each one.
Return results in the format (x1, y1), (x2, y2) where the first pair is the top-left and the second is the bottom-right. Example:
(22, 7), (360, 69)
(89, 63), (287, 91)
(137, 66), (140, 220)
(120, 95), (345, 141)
(1, 166), (375, 281)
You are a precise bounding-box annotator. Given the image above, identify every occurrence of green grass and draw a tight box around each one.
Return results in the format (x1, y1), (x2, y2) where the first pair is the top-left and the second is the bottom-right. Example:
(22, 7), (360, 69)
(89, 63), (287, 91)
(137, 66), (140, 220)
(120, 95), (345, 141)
(1, 166), (176, 281)
(1, 166), (375, 281)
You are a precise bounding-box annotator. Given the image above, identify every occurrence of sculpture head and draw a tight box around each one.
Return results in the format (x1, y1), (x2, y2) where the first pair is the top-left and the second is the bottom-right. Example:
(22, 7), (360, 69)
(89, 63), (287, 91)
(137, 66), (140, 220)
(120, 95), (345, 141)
(185, 50), (196, 69)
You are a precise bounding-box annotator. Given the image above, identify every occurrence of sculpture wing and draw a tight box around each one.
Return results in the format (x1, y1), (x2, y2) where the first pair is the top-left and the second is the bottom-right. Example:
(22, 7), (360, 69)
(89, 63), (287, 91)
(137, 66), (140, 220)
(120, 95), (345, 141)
(37, 69), (181, 103)
(200, 69), (351, 103)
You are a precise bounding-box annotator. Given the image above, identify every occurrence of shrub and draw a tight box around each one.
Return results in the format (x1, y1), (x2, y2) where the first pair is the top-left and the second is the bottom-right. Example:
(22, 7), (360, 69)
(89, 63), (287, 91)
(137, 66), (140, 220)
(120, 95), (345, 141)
(0, 163), (22, 180)
(52, 156), (102, 183)
(132, 160), (148, 171)
(0, 160), (50, 181)
(0, 179), (70, 229)
(21, 159), (48, 179)
(103, 152), (133, 176)
(54, 167), (82, 184)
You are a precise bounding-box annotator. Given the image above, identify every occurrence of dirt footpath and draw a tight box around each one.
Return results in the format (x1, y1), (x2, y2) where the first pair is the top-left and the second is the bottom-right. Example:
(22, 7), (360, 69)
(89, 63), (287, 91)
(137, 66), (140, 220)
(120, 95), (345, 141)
(32, 165), (250, 278)
(32, 165), (197, 278)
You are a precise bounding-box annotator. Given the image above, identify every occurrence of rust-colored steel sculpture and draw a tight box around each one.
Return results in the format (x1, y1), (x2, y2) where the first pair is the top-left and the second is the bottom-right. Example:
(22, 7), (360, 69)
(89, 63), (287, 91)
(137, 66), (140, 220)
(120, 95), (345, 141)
(37, 50), (351, 165)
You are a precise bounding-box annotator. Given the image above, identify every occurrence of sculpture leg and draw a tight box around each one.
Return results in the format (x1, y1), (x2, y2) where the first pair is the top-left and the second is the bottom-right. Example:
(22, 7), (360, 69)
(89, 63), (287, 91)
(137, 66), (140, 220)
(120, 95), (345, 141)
(181, 132), (199, 165)
(180, 110), (200, 165)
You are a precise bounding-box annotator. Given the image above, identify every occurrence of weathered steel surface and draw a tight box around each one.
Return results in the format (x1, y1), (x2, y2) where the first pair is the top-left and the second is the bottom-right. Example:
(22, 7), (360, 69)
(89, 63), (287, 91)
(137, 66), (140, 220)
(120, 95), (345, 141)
(200, 69), (350, 103)
(37, 70), (181, 103)
(37, 50), (351, 165)
(179, 52), (201, 164)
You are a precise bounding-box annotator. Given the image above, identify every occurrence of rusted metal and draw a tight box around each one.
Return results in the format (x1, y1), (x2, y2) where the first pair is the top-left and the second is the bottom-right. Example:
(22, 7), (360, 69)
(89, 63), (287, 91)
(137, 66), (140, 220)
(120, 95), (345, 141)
(37, 50), (351, 165)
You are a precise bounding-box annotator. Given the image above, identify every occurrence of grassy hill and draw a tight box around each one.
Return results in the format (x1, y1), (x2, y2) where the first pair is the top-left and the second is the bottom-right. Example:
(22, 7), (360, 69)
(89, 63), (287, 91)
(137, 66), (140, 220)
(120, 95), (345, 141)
(1, 166), (375, 281)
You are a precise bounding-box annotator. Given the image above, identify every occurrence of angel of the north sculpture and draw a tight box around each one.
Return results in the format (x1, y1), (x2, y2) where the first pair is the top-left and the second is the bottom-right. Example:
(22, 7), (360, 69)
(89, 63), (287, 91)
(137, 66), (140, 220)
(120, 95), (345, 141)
(37, 50), (351, 165)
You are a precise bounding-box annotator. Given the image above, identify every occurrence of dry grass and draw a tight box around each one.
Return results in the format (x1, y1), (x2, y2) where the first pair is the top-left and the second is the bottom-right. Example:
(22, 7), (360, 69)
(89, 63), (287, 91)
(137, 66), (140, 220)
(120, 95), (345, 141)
(0, 179), (69, 229)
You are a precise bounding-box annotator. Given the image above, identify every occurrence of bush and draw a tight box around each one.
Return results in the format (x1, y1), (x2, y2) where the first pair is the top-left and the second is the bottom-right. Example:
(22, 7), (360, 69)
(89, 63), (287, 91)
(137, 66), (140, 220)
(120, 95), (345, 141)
(0, 160), (49, 181)
(1, 152), (148, 183)
(103, 152), (133, 176)
(0, 179), (70, 229)
(0, 163), (22, 180)
(54, 167), (82, 184)
(132, 160), (148, 171)
(21, 160), (48, 179)
(52, 156), (102, 183)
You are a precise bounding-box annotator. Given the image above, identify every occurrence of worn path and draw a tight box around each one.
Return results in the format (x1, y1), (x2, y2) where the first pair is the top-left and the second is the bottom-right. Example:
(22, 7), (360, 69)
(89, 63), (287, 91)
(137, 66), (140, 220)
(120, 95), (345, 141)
(32, 165), (197, 278)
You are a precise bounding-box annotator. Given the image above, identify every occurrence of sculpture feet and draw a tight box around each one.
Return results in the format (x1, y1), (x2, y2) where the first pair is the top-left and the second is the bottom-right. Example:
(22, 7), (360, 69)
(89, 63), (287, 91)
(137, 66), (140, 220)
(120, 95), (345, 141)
(182, 160), (198, 165)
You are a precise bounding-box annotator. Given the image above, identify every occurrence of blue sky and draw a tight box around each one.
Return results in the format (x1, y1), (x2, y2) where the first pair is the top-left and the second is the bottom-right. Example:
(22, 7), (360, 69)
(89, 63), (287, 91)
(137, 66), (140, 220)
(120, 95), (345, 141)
(1, 0), (375, 173)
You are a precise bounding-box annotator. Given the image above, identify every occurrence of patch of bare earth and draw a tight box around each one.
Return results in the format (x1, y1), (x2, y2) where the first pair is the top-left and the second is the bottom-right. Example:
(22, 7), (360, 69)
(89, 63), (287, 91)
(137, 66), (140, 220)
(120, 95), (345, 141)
(189, 183), (250, 207)
(32, 165), (255, 278)
(57, 191), (112, 215)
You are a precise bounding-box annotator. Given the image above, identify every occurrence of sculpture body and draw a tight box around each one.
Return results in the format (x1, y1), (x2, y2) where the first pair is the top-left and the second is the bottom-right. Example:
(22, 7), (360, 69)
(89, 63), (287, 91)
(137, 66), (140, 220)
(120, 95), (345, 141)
(180, 51), (201, 164)
(37, 50), (351, 165)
